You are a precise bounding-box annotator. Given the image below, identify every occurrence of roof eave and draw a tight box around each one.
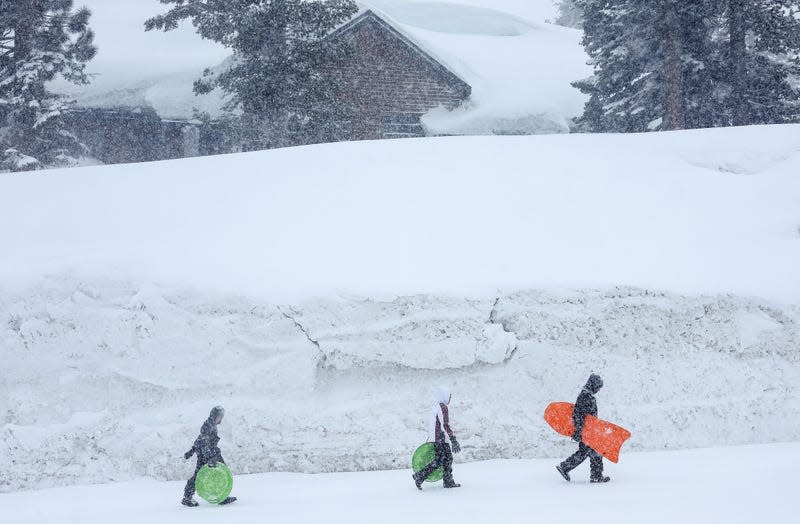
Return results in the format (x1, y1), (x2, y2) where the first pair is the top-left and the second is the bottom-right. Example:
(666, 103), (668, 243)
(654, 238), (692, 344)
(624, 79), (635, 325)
(328, 10), (472, 100)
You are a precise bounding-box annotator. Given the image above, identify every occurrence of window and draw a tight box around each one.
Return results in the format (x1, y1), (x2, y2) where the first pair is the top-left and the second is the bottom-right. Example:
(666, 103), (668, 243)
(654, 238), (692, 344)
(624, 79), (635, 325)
(381, 113), (425, 139)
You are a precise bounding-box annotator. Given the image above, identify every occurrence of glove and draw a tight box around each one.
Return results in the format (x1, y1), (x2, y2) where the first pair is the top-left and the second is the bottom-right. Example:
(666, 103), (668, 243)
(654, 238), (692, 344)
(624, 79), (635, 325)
(450, 437), (461, 454)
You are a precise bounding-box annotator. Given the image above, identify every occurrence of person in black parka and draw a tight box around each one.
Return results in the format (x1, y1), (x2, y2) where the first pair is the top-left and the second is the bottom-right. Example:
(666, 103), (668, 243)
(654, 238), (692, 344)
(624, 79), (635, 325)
(556, 374), (611, 483)
(181, 406), (236, 506)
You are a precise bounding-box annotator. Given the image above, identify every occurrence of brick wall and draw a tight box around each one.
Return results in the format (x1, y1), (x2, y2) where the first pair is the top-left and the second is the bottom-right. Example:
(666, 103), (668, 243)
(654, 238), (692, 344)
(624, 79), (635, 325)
(333, 18), (470, 140)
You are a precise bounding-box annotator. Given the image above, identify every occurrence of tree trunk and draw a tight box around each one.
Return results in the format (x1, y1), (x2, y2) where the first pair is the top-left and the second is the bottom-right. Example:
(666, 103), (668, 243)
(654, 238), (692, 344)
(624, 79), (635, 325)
(729, 0), (747, 126)
(663, 2), (686, 130)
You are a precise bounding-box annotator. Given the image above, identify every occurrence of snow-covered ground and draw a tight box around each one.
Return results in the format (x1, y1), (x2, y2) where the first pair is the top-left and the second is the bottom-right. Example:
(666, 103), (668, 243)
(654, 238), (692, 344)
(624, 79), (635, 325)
(2, 443), (796, 523)
(2, 126), (799, 492)
(2, 125), (799, 300)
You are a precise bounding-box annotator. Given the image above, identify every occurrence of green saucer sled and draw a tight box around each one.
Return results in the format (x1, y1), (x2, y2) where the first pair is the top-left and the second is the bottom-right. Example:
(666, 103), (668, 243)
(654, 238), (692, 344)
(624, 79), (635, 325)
(412, 443), (443, 482)
(196, 463), (233, 504)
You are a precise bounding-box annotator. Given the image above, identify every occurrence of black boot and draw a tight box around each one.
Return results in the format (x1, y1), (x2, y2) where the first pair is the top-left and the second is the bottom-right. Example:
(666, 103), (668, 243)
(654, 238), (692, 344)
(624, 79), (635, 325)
(219, 496), (237, 505)
(556, 464), (571, 482)
(413, 473), (424, 490)
(590, 476), (610, 483)
(181, 497), (199, 507)
(443, 481), (461, 488)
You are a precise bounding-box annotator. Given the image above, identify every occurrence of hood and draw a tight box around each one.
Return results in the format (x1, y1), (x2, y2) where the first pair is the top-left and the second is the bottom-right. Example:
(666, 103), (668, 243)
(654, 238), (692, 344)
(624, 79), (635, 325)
(585, 374), (603, 394)
(435, 386), (451, 405)
(209, 405), (225, 423)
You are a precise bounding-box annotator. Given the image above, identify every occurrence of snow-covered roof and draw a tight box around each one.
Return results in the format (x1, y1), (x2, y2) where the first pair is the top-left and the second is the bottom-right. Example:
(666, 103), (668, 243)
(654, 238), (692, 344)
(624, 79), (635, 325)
(51, 0), (590, 134)
(330, 9), (472, 98)
(362, 1), (591, 134)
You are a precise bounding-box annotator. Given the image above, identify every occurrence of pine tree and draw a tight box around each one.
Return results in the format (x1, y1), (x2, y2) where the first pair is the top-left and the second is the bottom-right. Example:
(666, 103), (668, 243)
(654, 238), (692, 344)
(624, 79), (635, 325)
(723, 0), (800, 126)
(574, 0), (727, 132)
(146, 0), (358, 150)
(0, 0), (96, 170)
(553, 0), (584, 29)
(573, 0), (667, 132)
(573, 0), (800, 133)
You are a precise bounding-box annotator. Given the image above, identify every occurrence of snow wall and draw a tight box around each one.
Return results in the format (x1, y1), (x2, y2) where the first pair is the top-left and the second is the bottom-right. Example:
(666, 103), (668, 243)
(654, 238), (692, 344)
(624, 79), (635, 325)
(2, 280), (798, 492)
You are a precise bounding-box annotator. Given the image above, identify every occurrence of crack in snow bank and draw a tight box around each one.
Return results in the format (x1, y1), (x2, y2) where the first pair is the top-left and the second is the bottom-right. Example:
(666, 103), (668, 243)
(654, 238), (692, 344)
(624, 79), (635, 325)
(287, 296), (518, 371)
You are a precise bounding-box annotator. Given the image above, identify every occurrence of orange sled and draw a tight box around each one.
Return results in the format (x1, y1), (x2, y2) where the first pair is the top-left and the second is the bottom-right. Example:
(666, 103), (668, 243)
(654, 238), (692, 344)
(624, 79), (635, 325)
(544, 402), (631, 463)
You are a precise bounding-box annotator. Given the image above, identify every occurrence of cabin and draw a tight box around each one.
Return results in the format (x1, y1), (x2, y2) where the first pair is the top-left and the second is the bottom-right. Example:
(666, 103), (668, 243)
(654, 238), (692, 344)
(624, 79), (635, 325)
(327, 10), (471, 141)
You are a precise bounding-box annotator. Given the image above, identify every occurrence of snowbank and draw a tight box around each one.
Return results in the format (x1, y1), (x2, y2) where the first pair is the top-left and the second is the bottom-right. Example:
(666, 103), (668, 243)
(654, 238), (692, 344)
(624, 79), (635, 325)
(1, 279), (798, 492)
(2, 125), (799, 301)
(2, 126), (800, 492)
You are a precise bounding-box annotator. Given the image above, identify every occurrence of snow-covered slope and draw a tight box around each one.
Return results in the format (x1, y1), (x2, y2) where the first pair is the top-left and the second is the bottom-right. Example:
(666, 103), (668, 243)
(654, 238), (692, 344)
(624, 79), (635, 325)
(3, 444), (796, 523)
(2, 125), (799, 300)
(2, 126), (800, 492)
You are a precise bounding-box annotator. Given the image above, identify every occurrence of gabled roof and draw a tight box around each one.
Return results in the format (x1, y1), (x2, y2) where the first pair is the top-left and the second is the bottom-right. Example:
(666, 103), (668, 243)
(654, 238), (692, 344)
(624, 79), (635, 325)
(328, 10), (471, 99)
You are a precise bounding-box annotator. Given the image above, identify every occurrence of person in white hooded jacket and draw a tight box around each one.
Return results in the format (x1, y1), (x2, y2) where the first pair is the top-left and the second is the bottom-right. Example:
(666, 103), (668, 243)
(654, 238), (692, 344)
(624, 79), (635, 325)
(413, 386), (461, 489)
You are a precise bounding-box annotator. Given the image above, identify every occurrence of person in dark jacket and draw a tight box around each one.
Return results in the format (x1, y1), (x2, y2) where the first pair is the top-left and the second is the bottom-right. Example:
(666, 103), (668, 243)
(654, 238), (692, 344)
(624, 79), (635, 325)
(413, 386), (461, 490)
(181, 406), (237, 506)
(556, 374), (611, 483)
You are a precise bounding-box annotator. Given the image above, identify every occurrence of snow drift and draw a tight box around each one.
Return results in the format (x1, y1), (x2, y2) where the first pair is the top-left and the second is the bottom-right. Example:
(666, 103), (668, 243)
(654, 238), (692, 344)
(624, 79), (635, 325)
(1, 125), (800, 492)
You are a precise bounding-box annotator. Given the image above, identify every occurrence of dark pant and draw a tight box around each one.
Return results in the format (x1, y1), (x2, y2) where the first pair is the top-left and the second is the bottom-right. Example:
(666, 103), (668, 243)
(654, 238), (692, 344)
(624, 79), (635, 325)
(183, 457), (224, 498)
(560, 443), (604, 479)
(415, 441), (456, 486)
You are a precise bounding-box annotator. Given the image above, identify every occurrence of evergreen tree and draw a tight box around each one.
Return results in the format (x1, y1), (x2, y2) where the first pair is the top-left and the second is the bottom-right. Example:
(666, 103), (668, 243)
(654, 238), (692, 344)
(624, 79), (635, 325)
(573, 0), (800, 132)
(0, 0), (96, 170)
(146, 0), (358, 150)
(723, 0), (800, 126)
(553, 0), (584, 29)
(573, 0), (667, 132)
